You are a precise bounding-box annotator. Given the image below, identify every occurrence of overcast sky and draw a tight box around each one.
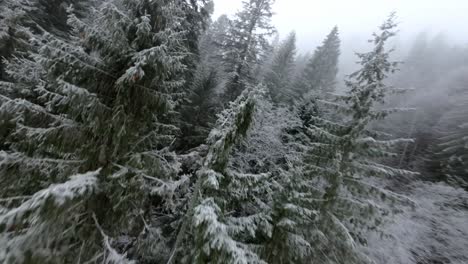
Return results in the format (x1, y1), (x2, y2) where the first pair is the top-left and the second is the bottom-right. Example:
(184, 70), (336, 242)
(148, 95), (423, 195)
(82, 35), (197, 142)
(212, 0), (468, 52)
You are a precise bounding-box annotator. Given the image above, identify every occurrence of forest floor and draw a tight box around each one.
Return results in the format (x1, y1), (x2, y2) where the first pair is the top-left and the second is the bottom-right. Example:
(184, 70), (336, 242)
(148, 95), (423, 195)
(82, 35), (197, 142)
(364, 180), (468, 264)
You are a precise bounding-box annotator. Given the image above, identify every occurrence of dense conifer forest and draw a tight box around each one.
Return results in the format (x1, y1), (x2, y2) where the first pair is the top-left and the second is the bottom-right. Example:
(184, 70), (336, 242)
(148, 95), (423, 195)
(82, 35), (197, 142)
(0, 0), (467, 263)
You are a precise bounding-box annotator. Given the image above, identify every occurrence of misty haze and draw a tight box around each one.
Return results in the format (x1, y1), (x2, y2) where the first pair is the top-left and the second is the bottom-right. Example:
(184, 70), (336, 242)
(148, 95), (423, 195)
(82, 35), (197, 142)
(0, 0), (467, 263)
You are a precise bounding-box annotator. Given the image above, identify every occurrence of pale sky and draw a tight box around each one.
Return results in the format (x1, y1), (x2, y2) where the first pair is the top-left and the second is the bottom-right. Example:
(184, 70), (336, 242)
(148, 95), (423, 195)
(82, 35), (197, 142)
(212, 0), (468, 52)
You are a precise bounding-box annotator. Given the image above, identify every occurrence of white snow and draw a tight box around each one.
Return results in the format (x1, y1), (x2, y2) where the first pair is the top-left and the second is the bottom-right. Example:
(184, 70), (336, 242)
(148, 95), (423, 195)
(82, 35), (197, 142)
(363, 181), (468, 264)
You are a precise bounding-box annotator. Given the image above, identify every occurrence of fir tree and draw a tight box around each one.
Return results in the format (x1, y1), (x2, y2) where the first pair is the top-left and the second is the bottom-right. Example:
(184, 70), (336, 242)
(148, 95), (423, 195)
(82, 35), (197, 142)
(232, 98), (299, 175)
(224, 90), (312, 263)
(292, 52), (311, 82)
(222, 0), (276, 102)
(294, 26), (340, 100)
(263, 32), (297, 104)
(0, 0), (201, 262)
(435, 80), (468, 188)
(0, 0), (34, 80)
(0, 0), (92, 80)
(314, 14), (416, 263)
(207, 14), (232, 60)
(169, 87), (274, 263)
(275, 14), (416, 263)
(178, 58), (220, 150)
(177, 1), (220, 151)
(177, 0), (213, 87)
(1, 1), (462, 263)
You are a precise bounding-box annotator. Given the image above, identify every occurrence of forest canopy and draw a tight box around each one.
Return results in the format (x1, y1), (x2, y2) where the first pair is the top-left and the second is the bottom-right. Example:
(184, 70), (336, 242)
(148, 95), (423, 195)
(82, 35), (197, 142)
(0, 0), (467, 263)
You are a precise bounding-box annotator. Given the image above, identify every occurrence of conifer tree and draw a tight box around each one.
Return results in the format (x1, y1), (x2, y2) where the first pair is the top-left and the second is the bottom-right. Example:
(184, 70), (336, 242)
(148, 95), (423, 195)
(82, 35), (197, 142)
(177, 1), (219, 151)
(169, 87), (274, 263)
(294, 26), (340, 100)
(0, 0), (34, 80)
(292, 52), (311, 81)
(232, 98), (299, 175)
(0, 0), (202, 262)
(207, 14), (232, 60)
(263, 32), (297, 104)
(222, 0), (276, 102)
(435, 88), (468, 188)
(0, 1), (457, 262)
(177, 0), (213, 85)
(178, 54), (220, 150)
(0, 0), (92, 80)
(274, 14), (416, 263)
(315, 15), (417, 263)
(223, 91), (312, 263)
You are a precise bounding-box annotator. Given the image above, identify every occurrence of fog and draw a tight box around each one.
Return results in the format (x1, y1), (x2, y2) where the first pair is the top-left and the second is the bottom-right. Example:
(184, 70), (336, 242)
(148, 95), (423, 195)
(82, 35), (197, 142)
(213, 0), (468, 50)
(213, 0), (468, 85)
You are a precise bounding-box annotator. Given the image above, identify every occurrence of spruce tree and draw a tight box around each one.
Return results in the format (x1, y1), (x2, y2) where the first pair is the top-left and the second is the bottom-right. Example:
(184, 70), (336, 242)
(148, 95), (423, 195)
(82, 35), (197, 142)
(263, 165), (317, 263)
(177, 0), (213, 86)
(179, 59), (220, 150)
(224, 90), (312, 263)
(169, 87), (274, 263)
(273, 14), (416, 263)
(207, 14), (232, 60)
(0, 0), (92, 80)
(263, 32), (297, 104)
(294, 26), (340, 100)
(222, 0), (276, 102)
(177, 10), (227, 151)
(292, 52), (312, 82)
(315, 15), (416, 263)
(435, 86), (468, 188)
(0, 0), (201, 262)
(232, 98), (299, 175)
(0, 0), (34, 80)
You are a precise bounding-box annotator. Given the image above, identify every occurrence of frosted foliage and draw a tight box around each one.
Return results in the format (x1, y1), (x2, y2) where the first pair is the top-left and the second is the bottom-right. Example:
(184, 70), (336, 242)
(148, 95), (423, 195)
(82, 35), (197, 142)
(363, 181), (468, 264)
(275, 14), (420, 264)
(92, 214), (136, 264)
(232, 97), (301, 174)
(1, 1), (467, 263)
(168, 88), (274, 263)
(193, 199), (265, 264)
(0, 170), (99, 263)
(0, 0), (205, 262)
(222, 0), (276, 101)
(0, 0), (33, 39)
(0, 169), (98, 224)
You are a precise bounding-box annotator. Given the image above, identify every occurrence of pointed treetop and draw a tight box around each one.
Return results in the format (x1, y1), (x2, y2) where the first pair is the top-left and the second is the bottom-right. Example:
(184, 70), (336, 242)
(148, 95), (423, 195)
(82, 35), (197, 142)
(294, 26), (341, 99)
